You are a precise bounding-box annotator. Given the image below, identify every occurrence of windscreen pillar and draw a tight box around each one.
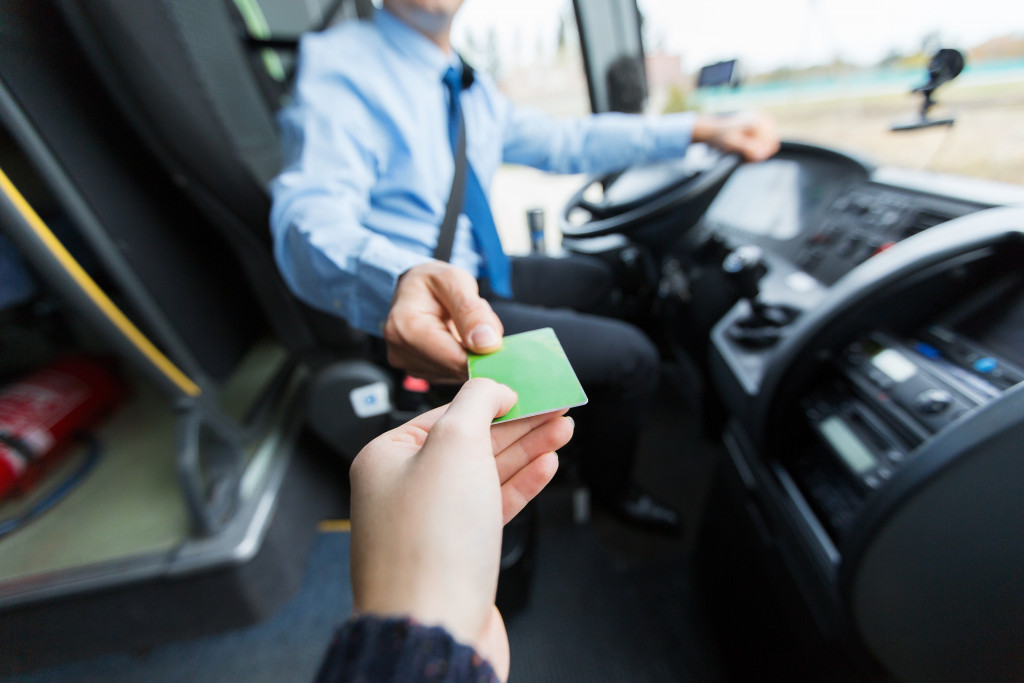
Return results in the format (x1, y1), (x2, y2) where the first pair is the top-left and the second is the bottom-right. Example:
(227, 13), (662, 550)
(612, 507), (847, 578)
(573, 0), (646, 113)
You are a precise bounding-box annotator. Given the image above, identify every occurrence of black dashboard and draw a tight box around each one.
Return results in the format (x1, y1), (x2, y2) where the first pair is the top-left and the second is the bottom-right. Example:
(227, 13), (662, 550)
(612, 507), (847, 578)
(695, 142), (1024, 682)
(699, 143), (997, 287)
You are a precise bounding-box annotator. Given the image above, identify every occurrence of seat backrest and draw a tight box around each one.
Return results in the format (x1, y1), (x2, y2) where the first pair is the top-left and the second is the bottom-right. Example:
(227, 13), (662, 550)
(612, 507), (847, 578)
(232, 0), (374, 110)
(56, 0), (375, 355)
(1, 0), (392, 539)
(0, 0), (265, 385)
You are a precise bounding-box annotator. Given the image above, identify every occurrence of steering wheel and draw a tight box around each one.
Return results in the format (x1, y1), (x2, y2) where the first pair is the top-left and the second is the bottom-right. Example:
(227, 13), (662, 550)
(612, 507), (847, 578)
(559, 144), (741, 240)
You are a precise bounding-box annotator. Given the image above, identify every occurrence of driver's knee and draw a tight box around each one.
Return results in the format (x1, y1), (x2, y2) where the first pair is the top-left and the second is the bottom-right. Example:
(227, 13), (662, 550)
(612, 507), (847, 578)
(560, 314), (659, 403)
(609, 321), (659, 401)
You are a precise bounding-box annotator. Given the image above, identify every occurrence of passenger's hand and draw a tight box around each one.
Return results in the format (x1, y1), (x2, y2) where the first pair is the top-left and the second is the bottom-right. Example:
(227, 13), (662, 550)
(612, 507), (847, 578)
(349, 379), (572, 680)
(693, 112), (780, 162)
(383, 261), (504, 383)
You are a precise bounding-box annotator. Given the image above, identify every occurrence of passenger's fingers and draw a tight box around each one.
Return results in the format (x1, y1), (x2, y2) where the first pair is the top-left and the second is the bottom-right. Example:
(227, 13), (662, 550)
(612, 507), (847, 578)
(494, 416), (574, 484)
(394, 402), (450, 444)
(501, 452), (559, 525)
(422, 379), (517, 460)
(489, 408), (569, 455)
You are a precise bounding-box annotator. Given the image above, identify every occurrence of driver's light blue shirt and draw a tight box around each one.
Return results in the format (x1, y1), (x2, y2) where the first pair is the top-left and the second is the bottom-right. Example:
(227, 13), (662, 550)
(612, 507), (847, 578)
(270, 8), (697, 335)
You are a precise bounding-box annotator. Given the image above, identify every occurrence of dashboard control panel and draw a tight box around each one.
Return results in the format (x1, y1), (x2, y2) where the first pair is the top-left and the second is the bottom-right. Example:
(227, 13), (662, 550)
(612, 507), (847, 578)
(795, 327), (1023, 537)
(793, 187), (968, 285)
(700, 149), (987, 289)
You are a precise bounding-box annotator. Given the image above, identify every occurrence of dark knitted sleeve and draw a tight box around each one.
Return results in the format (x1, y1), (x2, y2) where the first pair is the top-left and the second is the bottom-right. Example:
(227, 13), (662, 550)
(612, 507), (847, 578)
(314, 616), (500, 683)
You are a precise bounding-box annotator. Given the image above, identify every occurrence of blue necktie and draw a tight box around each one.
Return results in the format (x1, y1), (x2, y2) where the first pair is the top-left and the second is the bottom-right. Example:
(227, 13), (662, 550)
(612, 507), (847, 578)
(442, 66), (512, 298)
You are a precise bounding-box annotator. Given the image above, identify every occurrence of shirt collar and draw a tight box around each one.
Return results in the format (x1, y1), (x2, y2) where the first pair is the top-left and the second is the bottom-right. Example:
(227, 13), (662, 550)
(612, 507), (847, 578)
(375, 8), (461, 82)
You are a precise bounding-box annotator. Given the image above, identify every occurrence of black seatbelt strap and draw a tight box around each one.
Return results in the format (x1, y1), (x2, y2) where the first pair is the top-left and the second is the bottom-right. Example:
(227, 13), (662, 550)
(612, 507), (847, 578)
(433, 117), (465, 263)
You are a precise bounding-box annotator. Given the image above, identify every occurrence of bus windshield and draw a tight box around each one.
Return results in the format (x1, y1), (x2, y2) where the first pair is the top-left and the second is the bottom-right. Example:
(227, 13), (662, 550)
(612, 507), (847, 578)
(455, 0), (1024, 185)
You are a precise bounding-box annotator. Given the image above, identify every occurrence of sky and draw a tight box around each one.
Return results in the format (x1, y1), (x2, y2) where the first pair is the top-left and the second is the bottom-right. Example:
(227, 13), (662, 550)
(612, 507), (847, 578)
(453, 0), (1024, 74)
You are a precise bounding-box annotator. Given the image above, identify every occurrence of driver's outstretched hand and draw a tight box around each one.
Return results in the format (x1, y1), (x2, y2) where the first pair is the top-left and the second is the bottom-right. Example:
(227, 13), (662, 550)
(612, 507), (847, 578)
(383, 261), (504, 383)
(693, 111), (780, 162)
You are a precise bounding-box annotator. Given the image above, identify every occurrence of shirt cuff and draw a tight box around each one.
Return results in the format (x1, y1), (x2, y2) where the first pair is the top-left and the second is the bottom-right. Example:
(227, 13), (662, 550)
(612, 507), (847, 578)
(352, 239), (433, 336)
(647, 111), (698, 159)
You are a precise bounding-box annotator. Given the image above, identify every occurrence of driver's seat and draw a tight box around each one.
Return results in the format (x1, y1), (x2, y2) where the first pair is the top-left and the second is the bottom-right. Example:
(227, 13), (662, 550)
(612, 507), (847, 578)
(55, 0), (541, 619)
(56, 0), (371, 348)
(56, 0), (402, 459)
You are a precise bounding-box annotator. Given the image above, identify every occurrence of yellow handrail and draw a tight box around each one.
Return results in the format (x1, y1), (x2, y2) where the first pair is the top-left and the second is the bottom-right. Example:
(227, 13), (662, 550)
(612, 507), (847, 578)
(0, 166), (202, 398)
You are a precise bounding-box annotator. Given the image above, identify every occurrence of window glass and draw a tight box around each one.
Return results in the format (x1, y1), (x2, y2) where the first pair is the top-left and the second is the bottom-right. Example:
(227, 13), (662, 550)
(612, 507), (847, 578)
(457, 0), (1024, 252)
(637, 0), (1024, 184)
(454, 1), (589, 254)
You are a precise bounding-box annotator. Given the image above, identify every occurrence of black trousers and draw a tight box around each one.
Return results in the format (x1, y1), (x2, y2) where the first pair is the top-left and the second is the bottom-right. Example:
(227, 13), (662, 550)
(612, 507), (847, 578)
(483, 254), (660, 501)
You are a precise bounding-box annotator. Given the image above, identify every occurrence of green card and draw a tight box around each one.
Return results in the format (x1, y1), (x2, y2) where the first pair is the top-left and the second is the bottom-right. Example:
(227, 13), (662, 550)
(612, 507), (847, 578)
(468, 327), (588, 423)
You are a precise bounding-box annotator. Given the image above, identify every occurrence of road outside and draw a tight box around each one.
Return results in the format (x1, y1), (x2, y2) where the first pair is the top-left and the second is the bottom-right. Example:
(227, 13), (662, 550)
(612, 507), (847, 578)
(764, 80), (1024, 184)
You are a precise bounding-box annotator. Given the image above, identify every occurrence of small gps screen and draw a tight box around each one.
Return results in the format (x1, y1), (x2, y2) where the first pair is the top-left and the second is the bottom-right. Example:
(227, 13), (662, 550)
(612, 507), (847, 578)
(697, 60), (737, 88)
(819, 415), (878, 474)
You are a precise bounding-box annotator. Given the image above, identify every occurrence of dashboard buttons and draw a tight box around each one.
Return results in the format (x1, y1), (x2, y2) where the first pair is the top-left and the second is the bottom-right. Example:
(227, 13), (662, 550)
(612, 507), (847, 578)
(808, 230), (834, 246)
(914, 342), (942, 360)
(865, 368), (895, 390)
(973, 357), (998, 374)
(879, 210), (902, 227)
(914, 389), (954, 414)
(840, 235), (863, 256)
(797, 246), (825, 270)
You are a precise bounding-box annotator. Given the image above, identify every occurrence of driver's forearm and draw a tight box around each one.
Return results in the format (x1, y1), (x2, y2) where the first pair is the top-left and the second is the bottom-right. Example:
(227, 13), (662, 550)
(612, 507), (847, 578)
(502, 107), (698, 175)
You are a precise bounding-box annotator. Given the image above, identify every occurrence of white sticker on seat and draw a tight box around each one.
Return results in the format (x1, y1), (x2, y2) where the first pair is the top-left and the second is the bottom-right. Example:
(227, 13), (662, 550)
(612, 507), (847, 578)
(349, 381), (392, 419)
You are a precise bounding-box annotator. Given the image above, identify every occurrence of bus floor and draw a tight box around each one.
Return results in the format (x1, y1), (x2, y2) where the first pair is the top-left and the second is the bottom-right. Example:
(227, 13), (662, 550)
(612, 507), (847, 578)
(9, 364), (737, 682)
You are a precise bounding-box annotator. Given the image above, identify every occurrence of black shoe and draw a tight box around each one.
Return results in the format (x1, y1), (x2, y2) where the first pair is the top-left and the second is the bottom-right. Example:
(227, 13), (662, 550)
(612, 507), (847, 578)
(601, 488), (682, 536)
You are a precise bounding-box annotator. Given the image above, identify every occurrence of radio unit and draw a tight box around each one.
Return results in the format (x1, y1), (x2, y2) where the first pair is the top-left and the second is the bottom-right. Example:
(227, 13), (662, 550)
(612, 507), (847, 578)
(803, 329), (1023, 495)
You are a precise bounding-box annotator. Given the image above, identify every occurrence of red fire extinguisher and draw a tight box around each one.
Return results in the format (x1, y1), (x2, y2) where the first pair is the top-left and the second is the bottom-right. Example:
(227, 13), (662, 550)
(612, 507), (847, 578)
(0, 356), (126, 501)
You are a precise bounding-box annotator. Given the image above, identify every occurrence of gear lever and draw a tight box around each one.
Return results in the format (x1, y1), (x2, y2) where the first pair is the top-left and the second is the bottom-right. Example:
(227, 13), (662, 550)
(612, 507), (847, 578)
(723, 245), (767, 304)
(722, 246), (797, 347)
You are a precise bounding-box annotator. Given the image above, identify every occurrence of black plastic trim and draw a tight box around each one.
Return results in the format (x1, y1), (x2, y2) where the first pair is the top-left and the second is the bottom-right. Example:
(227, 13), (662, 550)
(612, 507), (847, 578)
(836, 382), (1024, 600)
